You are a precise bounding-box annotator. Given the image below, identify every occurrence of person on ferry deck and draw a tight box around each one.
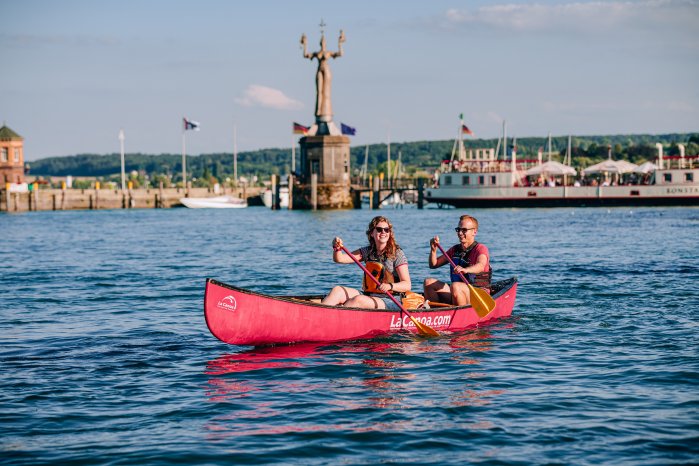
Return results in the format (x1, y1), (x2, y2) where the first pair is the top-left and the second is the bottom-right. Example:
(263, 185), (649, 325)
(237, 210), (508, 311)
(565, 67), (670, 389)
(321, 216), (411, 310)
(423, 214), (491, 306)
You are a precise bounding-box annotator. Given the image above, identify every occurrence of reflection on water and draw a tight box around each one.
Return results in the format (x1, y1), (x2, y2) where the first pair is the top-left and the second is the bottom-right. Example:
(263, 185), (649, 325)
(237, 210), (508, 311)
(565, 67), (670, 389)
(204, 331), (507, 438)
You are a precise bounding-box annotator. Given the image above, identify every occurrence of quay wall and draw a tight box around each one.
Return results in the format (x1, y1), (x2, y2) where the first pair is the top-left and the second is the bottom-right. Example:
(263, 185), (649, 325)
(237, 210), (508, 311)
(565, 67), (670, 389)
(0, 187), (263, 213)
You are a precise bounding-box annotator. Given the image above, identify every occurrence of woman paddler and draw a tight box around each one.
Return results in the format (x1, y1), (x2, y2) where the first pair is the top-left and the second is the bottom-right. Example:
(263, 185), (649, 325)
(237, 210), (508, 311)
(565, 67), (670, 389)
(321, 216), (411, 309)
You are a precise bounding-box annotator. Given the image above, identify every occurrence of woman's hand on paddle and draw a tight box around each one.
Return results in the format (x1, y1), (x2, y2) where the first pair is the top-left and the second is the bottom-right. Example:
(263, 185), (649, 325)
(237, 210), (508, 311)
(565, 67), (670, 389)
(430, 236), (440, 253)
(377, 283), (392, 293)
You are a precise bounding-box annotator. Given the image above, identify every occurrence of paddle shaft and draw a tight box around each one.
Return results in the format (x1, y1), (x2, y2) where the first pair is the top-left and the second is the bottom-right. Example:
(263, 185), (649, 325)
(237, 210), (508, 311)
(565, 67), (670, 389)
(339, 245), (437, 336)
(435, 242), (475, 285)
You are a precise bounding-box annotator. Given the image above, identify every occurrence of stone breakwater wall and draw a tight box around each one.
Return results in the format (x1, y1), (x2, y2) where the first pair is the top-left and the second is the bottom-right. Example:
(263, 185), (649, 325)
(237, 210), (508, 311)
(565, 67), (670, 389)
(0, 187), (263, 212)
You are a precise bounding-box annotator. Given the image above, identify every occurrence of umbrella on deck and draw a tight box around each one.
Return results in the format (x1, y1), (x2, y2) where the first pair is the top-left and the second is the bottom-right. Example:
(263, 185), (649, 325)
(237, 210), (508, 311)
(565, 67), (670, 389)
(582, 159), (638, 175)
(634, 161), (658, 174)
(525, 160), (577, 176)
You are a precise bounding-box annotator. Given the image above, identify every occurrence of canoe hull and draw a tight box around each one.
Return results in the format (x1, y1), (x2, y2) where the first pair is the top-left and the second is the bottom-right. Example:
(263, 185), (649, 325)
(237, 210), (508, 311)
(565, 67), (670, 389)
(204, 277), (517, 346)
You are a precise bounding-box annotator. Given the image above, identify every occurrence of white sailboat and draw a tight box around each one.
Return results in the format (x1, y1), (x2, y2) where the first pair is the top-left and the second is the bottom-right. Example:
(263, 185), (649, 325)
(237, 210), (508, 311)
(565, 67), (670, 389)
(180, 195), (247, 209)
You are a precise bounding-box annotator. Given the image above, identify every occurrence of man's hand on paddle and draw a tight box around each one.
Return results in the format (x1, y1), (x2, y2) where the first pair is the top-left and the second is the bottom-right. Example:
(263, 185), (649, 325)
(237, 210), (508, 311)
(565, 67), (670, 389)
(430, 236), (440, 253)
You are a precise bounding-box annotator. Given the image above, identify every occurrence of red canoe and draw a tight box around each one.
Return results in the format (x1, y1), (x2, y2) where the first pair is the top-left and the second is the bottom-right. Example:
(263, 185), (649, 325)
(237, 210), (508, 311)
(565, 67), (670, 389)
(204, 277), (517, 346)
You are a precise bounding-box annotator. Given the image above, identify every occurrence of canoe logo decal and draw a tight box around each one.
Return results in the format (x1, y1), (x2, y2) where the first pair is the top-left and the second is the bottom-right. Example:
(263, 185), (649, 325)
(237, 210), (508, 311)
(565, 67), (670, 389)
(217, 295), (237, 312)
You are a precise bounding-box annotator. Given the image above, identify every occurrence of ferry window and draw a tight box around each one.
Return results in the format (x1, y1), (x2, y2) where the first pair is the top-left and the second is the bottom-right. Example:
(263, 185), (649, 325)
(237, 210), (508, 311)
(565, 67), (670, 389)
(491, 175), (496, 184)
(479, 176), (485, 185)
(686, 173), (693, 182)
(462, 175), (469, 185)
(444, 175), (452, 186)
(664, 173), (672, 183)
(13, 149), (19, 162)
(1, 148), (7, 162)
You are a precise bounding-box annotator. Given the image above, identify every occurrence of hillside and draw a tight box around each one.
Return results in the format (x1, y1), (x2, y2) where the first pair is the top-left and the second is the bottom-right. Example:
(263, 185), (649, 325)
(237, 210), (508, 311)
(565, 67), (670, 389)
(28, 133), (699, 187)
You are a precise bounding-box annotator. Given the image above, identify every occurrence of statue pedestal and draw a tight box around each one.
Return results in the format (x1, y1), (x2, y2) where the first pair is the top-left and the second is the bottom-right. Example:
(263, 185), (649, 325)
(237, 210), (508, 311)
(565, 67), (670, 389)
(295, 134), (352, 209)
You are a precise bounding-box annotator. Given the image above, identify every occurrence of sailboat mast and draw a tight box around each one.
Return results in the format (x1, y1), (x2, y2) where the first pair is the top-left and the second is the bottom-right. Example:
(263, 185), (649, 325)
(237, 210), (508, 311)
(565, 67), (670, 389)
(387, 132), (391, 189)
(233, 124), (238, 184)
(362, 145), (369, 185)
(502, 120), (507, 161)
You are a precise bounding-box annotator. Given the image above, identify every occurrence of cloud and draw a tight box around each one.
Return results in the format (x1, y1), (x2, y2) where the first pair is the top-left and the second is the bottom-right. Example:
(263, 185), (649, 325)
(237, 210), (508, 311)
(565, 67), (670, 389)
(443, 0), (698, 33)
(235, 84), (303, 110)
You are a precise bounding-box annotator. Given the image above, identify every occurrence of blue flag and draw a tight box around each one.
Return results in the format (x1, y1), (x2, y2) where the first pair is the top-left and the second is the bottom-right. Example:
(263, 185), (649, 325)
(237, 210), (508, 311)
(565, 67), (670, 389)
(341, 123), (356, 136)
(183, 118), (200, 131)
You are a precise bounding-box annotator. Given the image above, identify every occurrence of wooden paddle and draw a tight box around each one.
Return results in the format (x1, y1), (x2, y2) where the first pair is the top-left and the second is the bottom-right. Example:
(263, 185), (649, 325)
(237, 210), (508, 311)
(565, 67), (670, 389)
(434, 242), (496, 319)
(339, 245), (439, 337)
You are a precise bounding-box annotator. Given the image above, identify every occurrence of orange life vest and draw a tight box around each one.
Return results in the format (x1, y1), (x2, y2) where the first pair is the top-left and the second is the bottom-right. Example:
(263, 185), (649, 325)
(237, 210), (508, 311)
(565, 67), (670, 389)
(362, 260), (395, 293)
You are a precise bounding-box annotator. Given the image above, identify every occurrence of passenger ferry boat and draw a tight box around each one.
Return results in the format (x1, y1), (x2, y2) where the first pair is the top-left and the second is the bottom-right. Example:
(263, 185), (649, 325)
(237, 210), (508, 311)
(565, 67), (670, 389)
(426, 128), (699, 208)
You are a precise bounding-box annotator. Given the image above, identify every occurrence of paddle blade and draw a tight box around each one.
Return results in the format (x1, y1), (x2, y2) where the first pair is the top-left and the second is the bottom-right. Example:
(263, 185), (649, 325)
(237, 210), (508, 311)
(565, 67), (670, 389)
(409, 316), (440, 337)
(468, 284), (496, 319)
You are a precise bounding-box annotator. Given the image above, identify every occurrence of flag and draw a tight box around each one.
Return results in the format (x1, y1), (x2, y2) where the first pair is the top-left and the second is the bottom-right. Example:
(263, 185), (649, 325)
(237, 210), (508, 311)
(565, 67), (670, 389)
(293, 122), (309, 134)
(461, 124), (473, 136)
(183, 118), (200, 131)
(341, 123), (356, 136)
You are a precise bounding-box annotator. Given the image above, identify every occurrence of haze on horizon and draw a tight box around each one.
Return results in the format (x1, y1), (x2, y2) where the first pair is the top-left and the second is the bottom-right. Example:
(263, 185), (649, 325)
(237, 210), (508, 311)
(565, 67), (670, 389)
(1, 0), (698, 161)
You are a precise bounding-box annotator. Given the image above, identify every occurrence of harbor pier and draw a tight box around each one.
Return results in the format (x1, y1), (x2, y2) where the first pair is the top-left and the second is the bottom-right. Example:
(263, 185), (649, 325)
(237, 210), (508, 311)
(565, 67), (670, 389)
(0, 186), (262, 213)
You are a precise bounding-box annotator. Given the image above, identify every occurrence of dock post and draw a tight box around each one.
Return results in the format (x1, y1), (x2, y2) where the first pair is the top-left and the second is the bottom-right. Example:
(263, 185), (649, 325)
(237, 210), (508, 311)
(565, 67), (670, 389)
(52, 194), (56, 211)
(159, 181), (164, 208)
(271, 174), (277, 210)
(60, 182), (66, 210)
(417, 178), (424, 209)
(311, 173), (318, 211)
(288, 174), (293, 210)
(368, 175), (373, 209)
(274, 176), (281, 210)
(372, 176), (380, 210)
(352, 188), (362, 209)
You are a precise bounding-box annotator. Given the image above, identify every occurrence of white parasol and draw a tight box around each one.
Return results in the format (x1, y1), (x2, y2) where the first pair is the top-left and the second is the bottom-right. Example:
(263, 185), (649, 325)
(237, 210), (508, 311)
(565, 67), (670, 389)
(634, 161), (658, 174)
(525, 160), (577, 176)
(582, 159), (638, 175)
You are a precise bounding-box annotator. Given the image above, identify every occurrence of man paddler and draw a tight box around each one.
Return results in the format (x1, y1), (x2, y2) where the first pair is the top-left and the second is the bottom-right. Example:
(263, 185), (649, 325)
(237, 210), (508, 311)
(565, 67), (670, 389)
(423, 214), (492, 306)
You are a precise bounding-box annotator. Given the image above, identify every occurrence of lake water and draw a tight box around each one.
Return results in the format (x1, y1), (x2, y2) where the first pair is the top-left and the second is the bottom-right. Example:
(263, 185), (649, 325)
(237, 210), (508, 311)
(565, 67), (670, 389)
(1, 205), (697, 464)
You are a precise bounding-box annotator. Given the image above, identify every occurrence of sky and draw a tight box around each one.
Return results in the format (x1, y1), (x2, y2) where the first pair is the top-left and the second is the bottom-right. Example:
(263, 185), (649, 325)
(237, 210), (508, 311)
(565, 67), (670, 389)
(1, 0), (698, 160)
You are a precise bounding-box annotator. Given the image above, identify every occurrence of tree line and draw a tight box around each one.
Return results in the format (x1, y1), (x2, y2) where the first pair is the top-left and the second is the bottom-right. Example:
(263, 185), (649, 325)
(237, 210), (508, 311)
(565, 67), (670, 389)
(28, 133), (698, 188)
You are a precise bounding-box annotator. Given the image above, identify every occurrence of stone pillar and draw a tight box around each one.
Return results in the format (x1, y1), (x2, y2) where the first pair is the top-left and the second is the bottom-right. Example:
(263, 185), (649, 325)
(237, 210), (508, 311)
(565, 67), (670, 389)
(296, 134), (352, 209)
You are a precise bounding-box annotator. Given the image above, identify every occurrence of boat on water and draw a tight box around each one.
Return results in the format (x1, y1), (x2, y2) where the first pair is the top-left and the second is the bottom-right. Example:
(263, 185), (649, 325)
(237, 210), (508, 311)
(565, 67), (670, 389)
(204, 277), (517, 346)
(180, 195), (247, 209)
(426, 124), (699, 207)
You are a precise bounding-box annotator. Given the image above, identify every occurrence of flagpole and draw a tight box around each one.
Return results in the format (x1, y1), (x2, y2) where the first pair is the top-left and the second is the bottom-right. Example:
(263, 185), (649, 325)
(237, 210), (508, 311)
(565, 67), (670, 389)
(182, 125), (187, 197)
(118, 129), (126, 191)
(459, 113), (465, 161)
(291, 133), (295, 174)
